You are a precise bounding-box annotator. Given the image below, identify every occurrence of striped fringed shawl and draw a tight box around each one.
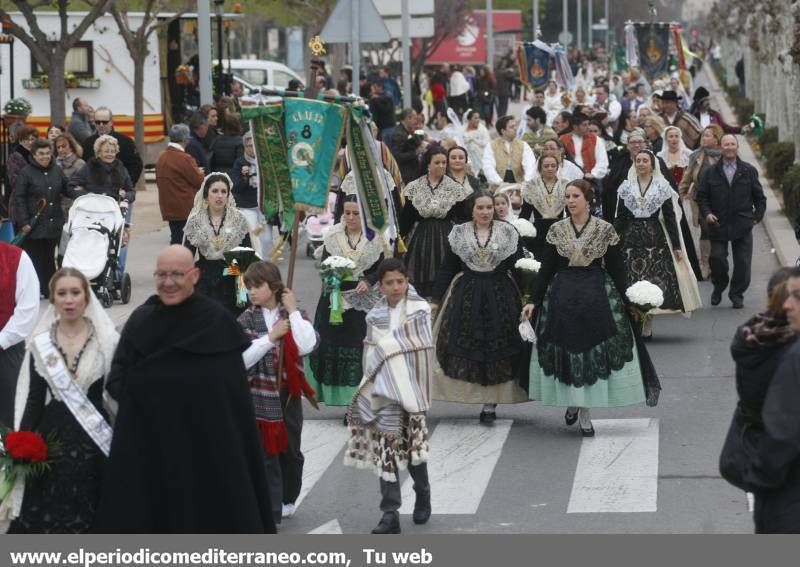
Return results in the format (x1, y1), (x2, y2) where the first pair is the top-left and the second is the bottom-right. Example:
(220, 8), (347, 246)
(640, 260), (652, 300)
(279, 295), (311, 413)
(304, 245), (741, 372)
(344, 291), (433, 480)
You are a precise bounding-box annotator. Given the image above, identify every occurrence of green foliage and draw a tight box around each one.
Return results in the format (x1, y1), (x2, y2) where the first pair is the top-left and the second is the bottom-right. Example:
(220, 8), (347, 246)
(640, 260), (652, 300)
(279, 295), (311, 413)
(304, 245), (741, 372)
(780, 164), (800, 229)
(760, 127), (779, 148)
(764, 142), (796, 183)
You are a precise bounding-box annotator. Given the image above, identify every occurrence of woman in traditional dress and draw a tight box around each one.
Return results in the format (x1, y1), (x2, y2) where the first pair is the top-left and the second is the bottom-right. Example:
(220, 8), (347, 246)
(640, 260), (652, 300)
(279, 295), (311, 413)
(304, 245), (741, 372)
(522, 180), (660, 436)
(678, 124), (725, 280)
(658, 125), (693, 186)
(446, 145), (480, 192)
(6, 268), (119, 532)
(400, 146), (473, 299)
(183, 172), (250, 315)
(310, 195), (385, 406)
(520, 154), (568, 260)
(462, 110), (491, 176)
(431, 190), (529, 423)
(613, 150), (701, 338)
(541, 138), (583, 182)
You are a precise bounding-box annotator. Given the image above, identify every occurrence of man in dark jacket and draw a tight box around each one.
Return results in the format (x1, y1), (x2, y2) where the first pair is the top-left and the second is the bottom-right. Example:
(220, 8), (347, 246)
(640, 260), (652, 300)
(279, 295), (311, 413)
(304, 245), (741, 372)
(68, 97), (94, 144)
(369, 82), (396, 150)
(391, 109), (424, 185)
(12, 139), (82, 296)
(695, 134), (766, 308)
(185, 112), (211, 175)
(82, 107), (144, 186)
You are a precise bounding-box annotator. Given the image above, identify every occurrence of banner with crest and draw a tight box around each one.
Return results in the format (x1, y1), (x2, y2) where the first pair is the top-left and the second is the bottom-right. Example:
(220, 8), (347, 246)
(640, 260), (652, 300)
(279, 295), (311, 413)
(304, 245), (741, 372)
(635, 23), (670, 80)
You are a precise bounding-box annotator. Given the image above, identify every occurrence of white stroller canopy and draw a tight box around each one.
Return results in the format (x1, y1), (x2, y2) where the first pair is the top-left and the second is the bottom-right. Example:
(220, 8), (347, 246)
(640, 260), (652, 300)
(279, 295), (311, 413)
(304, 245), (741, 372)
(67, 193), (124, 233)
(62, 194), (124, 280)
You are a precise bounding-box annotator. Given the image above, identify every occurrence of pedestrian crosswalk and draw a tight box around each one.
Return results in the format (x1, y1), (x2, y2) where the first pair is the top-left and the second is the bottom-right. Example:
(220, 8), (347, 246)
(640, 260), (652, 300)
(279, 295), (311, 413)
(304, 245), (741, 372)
(298, 417), (662, 531)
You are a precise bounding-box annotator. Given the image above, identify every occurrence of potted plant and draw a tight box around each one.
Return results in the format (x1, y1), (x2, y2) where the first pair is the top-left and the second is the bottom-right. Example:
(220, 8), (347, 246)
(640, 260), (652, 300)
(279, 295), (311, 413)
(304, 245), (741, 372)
(2, 97), (32, 127)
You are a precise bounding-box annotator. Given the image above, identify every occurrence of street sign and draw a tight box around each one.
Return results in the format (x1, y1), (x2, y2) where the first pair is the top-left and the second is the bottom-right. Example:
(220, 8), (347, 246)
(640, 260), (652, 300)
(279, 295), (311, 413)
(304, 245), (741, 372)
(320, 0), (391, 43)
(372, 0), (434, 17)
(383, 17), (435, 39)
(558, 31), (573, 46)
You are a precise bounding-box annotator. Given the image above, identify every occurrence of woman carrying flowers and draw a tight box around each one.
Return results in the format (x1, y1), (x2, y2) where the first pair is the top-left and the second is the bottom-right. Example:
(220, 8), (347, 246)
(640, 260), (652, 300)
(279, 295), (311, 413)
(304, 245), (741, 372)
(310, 195), (384, 407)
(183, 173), (251, 315)
(431, 190), (529, 424)
(4, 268), (119, 532)
(522, 180), (660, 437)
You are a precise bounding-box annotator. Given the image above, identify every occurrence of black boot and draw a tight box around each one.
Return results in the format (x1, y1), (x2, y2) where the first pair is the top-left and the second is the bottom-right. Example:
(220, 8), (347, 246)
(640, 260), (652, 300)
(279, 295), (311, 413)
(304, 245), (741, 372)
(413, 488), (431, 524)
(371, 511), (400, 534)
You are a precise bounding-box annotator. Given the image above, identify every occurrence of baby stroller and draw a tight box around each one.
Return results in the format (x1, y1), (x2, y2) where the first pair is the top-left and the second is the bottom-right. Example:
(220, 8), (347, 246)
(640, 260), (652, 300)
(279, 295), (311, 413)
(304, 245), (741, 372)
(304, 192), (337, 258)
(62, 193), (132, 308)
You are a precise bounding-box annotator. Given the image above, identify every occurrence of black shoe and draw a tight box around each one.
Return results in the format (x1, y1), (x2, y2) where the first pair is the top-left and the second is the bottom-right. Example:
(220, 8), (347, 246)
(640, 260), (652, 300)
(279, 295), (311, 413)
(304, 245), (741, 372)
(479, 410), (496, 424)
(731, 298), (744, 309)
(371, 512), (400, 534)
(565, 407), (579, 426)
(711, 289), (722, 306)
(581, 423), (596, 437)
(412, 489), (431, 525)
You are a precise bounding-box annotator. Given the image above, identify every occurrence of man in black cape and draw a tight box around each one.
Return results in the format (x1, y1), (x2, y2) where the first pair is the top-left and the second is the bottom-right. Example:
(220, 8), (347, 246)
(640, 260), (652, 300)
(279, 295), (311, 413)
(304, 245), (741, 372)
(93, 245), (275, 533)
(602, 128), (703, 281)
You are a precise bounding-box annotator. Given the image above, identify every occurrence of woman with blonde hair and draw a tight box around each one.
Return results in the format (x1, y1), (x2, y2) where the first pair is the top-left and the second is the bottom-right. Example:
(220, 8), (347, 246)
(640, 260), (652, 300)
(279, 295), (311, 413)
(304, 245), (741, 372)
(642, 116), (666, 153)
(4, 268), (119, 532)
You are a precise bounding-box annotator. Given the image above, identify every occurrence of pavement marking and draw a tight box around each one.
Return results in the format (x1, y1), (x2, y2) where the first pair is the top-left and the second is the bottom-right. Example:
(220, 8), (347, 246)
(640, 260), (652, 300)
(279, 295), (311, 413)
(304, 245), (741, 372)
(399, 419), (513, 515)
(295, 420), (350, 509)
(567, 418), (659, 514)
(308, 518), (344, 534)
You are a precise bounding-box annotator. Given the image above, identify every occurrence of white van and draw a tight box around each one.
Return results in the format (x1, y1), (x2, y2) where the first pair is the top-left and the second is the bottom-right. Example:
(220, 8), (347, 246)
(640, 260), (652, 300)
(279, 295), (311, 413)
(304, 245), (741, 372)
(225, 59), (305, 90)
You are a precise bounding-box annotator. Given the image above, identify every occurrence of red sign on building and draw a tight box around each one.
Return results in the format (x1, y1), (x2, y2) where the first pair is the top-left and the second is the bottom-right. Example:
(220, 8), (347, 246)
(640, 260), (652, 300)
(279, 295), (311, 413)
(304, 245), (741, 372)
(426, 10), (522, 65)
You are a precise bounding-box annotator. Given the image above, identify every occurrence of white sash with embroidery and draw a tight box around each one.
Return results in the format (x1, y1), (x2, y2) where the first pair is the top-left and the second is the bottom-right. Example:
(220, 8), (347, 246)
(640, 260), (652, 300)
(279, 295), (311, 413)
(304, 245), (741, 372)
(31, 332), (113, 456)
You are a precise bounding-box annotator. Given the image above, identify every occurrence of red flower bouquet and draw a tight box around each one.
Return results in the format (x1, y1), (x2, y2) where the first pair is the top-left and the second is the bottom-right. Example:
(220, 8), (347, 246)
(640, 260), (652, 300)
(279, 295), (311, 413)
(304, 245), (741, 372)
(0, 429), (58, 503)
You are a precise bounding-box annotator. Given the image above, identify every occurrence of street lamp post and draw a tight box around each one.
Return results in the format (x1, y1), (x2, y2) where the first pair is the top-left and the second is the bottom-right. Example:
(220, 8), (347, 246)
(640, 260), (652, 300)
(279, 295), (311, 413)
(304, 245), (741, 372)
(487, 0), (494, 67)
(215, 0), (224, 96)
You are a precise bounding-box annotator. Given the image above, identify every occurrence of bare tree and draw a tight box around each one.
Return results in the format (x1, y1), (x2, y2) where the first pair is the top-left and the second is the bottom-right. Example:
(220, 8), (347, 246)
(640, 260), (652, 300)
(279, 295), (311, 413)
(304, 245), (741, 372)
(0, 0), (112, 124)
(414, 0), (470, 76)
(109, 0), (190, 157)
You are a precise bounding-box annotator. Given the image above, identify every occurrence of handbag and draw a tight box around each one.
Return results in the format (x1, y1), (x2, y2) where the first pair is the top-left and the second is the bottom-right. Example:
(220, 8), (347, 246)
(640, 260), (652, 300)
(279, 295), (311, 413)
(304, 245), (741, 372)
(719, 404), (763, 492)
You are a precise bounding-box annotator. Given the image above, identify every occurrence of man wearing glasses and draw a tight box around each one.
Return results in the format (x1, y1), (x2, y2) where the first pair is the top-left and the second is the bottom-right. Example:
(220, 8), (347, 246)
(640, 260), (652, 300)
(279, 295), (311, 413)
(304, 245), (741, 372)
(94, 244), (276, 533)
(81, 106), (144, 187)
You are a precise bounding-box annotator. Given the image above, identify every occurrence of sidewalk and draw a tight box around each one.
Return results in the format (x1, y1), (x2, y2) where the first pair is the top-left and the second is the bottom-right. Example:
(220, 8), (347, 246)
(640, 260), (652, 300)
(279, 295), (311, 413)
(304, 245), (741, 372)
(703, 67), (800, 267)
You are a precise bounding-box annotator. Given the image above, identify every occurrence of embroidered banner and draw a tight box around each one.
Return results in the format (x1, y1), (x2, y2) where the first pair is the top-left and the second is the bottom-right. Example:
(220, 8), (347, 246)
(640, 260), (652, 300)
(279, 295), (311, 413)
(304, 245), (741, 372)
(635, 23), (670, 80)
(284, 98), (346, 217)
(241, 105), (293, 231)
(346, 106), (388, 233)
(518, 42), (551, 88)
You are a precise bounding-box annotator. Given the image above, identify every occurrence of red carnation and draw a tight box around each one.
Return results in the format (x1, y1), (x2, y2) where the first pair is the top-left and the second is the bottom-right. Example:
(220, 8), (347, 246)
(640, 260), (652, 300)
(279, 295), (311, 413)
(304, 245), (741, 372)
(4, 431), (48, 463)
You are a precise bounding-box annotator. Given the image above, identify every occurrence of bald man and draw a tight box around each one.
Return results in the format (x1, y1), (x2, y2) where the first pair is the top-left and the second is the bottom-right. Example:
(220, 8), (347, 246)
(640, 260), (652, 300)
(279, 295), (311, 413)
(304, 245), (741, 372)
(94, 245), (276, 533)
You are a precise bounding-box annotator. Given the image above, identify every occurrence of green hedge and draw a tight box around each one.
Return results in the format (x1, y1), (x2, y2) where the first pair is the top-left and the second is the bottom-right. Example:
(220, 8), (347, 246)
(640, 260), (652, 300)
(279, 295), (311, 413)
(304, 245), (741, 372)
(760, 127), (779, 149)
(781, 164), (800, 228)
(764, 142), (796, 183)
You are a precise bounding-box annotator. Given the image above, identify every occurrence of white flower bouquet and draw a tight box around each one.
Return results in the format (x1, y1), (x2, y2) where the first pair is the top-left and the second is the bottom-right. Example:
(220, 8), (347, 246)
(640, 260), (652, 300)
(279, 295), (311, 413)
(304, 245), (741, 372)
(511, 218), (537, 238)
(515, 257), (541, 304)
(3, 97), (32, 117)
(625, 280), (664, 333)
(320, 255), (357, 324)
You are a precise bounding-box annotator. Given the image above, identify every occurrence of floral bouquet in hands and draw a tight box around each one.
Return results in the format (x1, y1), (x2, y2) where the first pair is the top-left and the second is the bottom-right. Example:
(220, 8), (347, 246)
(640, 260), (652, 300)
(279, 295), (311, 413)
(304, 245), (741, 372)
(320, 255), (356, 324)
(0, 429), (59, 507)
(511, 218), (537, 238)
(625, 280), (664, 334)
(514, 257), (541, 305)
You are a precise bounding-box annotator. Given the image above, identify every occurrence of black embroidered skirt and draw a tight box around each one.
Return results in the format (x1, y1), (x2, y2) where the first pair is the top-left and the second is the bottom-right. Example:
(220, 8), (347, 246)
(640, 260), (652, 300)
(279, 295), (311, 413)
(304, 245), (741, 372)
(404, 218), (453, 299)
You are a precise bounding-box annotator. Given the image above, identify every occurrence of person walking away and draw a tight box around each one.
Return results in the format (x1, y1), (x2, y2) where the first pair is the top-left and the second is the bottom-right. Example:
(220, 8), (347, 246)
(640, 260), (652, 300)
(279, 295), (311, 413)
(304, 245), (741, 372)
(239, 261), (318, 524)
(344, 258), (433, 534)
(93, 245), (275, 533)
(695, 134), (766, 309)
(722, 267), (799, 533)
(0, 242), (39, 428)
(209, 114), (244, 174)
(369, 82), (396, 150)
(155, 125), (205, 245)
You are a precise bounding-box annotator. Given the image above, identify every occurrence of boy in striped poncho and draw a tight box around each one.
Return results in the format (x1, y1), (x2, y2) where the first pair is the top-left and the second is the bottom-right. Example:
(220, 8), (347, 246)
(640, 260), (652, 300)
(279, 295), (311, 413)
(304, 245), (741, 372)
(344, 258), (434, 534)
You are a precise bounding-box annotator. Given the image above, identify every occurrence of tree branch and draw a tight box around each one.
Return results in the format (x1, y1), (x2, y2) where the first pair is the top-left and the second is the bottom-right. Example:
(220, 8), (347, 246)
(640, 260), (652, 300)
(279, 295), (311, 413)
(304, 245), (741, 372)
(66, 0), (113, 47)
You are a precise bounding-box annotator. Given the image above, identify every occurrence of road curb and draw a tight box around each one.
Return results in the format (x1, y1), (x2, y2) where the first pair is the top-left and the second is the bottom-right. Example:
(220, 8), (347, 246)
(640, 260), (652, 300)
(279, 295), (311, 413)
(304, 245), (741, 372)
(704, 67), (800, 267)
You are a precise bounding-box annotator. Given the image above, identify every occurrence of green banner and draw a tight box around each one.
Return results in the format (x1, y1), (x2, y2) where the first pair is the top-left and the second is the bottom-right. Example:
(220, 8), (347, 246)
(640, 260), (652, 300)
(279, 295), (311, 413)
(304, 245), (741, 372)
(241, 105), (293, 230)
(346, 107), (388, 232)
(284, 98), (346, 213)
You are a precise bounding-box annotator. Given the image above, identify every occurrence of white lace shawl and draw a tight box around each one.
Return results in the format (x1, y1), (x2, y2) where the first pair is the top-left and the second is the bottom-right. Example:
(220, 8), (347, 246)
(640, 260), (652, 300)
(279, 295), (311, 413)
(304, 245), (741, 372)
(322, 222), (384, 279)
(447, 220), (519, 272)
(183, 186), (250, 260)
(402, 175), (472, 219)
(546, 217), (620, 267)
(522, 175), (569, 219)
(617, 173), (675, 219)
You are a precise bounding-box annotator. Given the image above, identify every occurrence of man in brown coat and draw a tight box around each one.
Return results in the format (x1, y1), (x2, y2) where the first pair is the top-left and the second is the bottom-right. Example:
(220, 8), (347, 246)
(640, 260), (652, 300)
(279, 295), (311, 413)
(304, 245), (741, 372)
(156, 124), (205, 244)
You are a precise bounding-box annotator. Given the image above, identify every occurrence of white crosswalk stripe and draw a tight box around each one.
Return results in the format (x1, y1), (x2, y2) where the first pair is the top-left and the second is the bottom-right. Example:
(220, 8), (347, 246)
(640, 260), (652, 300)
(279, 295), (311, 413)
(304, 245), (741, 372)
(567, 418), (660, 514)
(295, 420), (350, 510)
(398, 419), (514, 515)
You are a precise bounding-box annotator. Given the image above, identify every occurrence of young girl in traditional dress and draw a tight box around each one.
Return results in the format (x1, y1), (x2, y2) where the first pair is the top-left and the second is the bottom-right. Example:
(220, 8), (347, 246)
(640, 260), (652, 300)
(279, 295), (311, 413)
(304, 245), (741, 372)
(310, 195), (384, 407)
(431, 190), (529, 423)
(522, 180), (660, 436)
(345, 258), (433, 535)
(239, 262), (318, 523)
(613, 150), (701, 338)
(520, 155), (569, 260)
(400, 146), (473, 299)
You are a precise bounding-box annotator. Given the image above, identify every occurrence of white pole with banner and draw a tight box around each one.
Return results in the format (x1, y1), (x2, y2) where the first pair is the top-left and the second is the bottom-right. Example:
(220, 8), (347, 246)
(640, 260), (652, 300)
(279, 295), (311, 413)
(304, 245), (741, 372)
(563, 0), (569, 42)
(533, 0), (539, 40)
(198, 0), (213, 104)
(351, 0), (360, 91)
(402, 0), (411, 108)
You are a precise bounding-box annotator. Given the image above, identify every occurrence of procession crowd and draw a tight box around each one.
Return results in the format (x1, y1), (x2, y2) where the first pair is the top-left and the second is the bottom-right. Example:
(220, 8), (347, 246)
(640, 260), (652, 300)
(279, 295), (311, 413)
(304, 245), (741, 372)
(0, 43), (798, 537)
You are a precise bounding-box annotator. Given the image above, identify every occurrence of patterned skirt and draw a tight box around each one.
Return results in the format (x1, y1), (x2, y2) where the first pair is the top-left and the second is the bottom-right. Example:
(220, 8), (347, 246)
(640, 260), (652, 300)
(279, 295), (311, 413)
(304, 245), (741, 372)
(404, 218), (453, 299)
